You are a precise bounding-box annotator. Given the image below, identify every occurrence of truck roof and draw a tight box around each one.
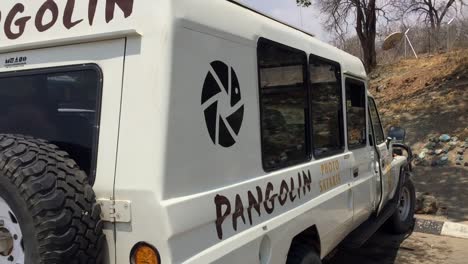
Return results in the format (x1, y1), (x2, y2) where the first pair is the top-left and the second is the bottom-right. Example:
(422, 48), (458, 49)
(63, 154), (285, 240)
(0, 0), (367, 79)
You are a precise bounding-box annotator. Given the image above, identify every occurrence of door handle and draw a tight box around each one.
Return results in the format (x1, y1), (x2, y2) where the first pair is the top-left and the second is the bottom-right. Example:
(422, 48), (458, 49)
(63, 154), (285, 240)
(353, 168), (359, 177)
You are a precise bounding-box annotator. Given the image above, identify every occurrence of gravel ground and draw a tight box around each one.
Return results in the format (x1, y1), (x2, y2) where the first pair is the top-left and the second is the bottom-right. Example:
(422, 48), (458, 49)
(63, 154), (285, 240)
(325, 230), (468, 264)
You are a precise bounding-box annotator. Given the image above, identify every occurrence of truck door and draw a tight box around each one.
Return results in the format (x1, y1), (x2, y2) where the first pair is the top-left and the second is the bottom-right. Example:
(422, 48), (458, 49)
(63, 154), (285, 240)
(344, 77), (374, 226)
(0, 38), (127, 264)
(368, 97), (394, 213)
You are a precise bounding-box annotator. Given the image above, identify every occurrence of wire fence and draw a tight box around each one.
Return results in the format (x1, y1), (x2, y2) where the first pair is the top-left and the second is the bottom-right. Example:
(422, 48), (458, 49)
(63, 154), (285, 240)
(336, 19), (468, 66)
(377, 19), (468, 64)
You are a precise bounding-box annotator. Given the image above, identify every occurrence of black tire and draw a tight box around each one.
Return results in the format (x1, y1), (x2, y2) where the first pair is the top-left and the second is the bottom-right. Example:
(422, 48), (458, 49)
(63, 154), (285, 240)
(287, 242), (322, 264)
(387, 179), (416, 234)
(0, 134), (104, 264)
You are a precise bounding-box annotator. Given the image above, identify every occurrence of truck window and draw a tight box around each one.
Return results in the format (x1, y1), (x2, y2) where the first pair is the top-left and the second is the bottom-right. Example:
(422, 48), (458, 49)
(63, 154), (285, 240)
(309, 55), (344, 158)
(0, 66), (102, 182)
(257, 38), (309, 171)
(368, 97), (385, 144)
(345, 79), (367, 149)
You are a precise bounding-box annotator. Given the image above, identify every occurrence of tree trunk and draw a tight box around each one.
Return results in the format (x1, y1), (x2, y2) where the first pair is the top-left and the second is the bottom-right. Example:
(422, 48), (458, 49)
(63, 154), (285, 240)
(361, 38), (377, 73)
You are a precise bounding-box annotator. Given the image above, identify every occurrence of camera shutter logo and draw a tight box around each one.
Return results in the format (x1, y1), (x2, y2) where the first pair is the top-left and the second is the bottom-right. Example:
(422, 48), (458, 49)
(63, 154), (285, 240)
(201, 61), (244, 147)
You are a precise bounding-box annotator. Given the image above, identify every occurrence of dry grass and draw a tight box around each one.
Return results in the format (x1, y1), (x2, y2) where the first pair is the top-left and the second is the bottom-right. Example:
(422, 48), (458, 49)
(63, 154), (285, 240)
(370, 49), (468, 144)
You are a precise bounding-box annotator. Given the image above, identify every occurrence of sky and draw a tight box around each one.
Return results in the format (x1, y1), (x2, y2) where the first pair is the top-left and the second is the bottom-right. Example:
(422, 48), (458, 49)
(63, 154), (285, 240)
(235, 0), (331, 42)
(234, 0), (468, 44)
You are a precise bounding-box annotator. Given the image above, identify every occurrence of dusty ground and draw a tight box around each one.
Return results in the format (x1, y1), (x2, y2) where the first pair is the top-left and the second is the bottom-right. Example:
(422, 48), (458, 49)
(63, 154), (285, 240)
(326, 230), (468, 264)
(370, 49), (468, 224)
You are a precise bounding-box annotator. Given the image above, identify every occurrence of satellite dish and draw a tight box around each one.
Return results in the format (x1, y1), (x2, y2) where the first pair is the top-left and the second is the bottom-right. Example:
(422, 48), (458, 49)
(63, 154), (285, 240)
(382, 30), (418, 59)
(382, 32), (404, 50)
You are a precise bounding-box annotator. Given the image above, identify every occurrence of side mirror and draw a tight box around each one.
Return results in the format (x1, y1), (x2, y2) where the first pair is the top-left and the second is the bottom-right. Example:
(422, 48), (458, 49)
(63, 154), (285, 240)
(387, 126), (406, 143)
(386, 137), (393, 149)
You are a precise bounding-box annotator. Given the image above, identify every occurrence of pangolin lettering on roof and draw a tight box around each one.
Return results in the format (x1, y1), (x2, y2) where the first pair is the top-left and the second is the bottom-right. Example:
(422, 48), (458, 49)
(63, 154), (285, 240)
(0, 0), (134, 40)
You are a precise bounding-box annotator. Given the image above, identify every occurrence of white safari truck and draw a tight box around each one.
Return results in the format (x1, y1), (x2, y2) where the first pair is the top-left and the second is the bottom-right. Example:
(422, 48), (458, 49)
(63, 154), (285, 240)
(0, 0), (416, 263)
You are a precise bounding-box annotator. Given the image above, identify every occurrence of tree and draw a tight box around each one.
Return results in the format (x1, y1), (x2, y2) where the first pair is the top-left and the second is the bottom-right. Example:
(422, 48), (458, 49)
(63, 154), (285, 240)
(395, 0), (465, 32)
(297, 0), (383, 73)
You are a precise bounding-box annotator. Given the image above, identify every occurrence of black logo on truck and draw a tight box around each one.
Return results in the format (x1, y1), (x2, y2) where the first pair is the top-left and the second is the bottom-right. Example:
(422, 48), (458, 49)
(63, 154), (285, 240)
(4, 56), (27, 67)
(201, 61), (244, 148)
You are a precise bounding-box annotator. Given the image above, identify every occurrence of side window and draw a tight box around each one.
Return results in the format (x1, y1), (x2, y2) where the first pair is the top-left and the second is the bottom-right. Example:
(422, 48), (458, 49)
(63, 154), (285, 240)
(309, 56), (344, 158)
(369, 97), (385, 144)
(0, 66), (102, 180)
(345, 79), (367, 149)
(258, 38), (309, 171)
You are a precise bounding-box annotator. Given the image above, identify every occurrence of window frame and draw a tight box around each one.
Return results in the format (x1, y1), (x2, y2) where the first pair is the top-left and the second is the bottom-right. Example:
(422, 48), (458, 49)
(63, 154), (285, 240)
(308, 54), (345, 159)
(344, 77), (368, 150)
(368, 97), (385, 145)
(257, 37), (311, 172)
(0, 64), (103, 185)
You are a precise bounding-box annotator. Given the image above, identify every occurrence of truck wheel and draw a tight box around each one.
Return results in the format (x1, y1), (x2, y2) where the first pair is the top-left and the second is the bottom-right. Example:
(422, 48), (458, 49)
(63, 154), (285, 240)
(388, 179), (416, 234)
(286, 242), (322, 264)
(0, 135), (104, 264)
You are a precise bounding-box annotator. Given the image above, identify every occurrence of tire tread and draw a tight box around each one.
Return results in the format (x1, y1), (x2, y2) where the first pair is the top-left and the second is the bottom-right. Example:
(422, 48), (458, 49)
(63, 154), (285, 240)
(0, 134), (104, 264)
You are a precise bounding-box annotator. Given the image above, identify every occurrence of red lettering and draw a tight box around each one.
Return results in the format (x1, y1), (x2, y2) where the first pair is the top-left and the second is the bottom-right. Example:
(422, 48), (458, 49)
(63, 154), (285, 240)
(88, 0), (98, 25)
(232, 195), (246, 231)
(214, 195), (231, 240)
(279, 180), (289, 206)
(289, 177), (297, 202)
(106, 0), (134, 23)
(63, 0), (83, 29)
(264, 182), (277, 214)
(302, 170), (312, 195)
(35, 0), (59, 32)
(4, 4), (31, 40)
(247, 186), (262, 225)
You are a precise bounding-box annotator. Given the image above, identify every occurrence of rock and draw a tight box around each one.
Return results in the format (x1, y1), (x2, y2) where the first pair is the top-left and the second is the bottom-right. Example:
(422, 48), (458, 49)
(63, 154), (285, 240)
(418, 152), (426, 159)
(465, 162), (468, 167)
(435, 149), (443, 155)
(456, 160), (463, 166)
(416, 194), (439, 214)
(416, 192), (424, 212)
(457, 155), (464, 161)
(439, 134), (451, 142)
(431, 159), (438, 167)
(426, 142), (437, 149)
(449, 141), (458, 146)
(457, 149), (465, 155)
(451, 137), (458, 142)
(438, 155), (449, 165)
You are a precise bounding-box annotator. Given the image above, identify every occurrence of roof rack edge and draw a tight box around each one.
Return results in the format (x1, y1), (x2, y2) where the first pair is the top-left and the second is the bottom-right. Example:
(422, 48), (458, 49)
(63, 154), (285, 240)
(226, 0), (316, 38)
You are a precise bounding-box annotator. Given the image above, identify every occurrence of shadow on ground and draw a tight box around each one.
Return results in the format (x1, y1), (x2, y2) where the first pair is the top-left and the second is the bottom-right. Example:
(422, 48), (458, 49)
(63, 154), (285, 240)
(324, 230), (411, 264)
(412, 166), (468, 223)
(325, 228), (468, 264)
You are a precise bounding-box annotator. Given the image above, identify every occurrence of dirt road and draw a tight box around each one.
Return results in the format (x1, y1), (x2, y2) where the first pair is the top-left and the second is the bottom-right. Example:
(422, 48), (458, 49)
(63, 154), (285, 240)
(325, 231), (468, 264)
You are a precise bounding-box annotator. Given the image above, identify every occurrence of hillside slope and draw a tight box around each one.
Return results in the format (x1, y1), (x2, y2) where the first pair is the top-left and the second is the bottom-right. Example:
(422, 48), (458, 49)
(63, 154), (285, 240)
(370, 49), (468, 224)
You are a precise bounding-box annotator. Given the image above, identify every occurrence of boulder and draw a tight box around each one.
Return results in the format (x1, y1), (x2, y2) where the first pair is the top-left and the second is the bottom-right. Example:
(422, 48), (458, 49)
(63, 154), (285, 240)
(416, 193), (439, 214)
(438, 155), (449, 165)
(418, 152), (426, 159)
(439, 134), (451, 142)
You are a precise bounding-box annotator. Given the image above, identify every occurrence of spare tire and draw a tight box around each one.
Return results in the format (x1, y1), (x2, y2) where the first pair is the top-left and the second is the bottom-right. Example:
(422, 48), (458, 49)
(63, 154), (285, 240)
(0, 134), (104, 264)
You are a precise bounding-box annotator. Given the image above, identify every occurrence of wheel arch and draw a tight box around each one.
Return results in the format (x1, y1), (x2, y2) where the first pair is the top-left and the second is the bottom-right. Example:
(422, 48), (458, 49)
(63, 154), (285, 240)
(288, 224), (321, 257)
